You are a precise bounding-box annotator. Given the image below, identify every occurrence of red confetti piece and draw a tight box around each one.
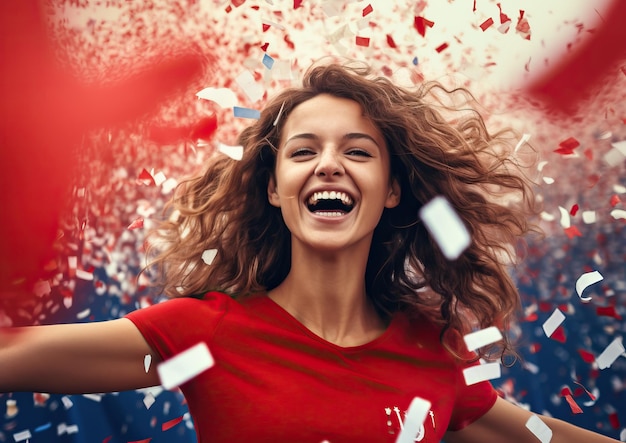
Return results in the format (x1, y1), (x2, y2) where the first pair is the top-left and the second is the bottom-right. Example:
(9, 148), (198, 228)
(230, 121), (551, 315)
(261, 42), (269, 52)
(563, 394), (583, 414)
(414, 16), (435, 37)
(480, 18), (494, 31)
(529, 343), (541, 353)
(362, 4), (373, 16)
(294, 0), (303, 9)
(102, 437), (112, 443)
(231, 0), (245, 7)
(596, 305), (622, 320)
(162, 416), (184, 431)
(550, 326), (567, 343)
(572, 380), (596, 401)
(554, 137), (580, 154)
(496, 3), (511, 24)
(587, 174), (600, 188)
(583, 148), (593, 160)
(473, 0), (477, 12)
(386, 34), (397, 48)
(577, 349), (596, 363)
(569, 204), (579, 216)
(355, 36), (370, 47)
(262, 23), (270, 32)
(564, 226), (582, 239)
(610, 194), (621, 207)
(128, 440), (152, 443)
(435, 43), (449, 53)
(138, 169), (156, 186)
(128, 218), (144, 230)
(284, 35), (295, 50)
(225, 5), (232, 12)
(609, 412), (621, 429)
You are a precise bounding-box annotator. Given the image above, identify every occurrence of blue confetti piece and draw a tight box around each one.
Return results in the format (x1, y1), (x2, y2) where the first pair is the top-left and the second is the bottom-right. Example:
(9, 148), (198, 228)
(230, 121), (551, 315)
(262, 53), (274, 70)
(234, 107), (261, 119)
(34, 422), (52, 432)
(412, 56), (419, 66)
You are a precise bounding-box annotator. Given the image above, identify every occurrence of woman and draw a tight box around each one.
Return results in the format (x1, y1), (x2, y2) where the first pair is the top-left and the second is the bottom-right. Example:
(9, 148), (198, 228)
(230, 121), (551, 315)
(0, 62), (618, 442)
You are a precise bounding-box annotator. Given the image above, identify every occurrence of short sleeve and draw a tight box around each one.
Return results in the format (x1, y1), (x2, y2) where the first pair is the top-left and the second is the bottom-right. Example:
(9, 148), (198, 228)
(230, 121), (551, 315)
(125, 291), (231, 361)
(447, 357), (498, 431)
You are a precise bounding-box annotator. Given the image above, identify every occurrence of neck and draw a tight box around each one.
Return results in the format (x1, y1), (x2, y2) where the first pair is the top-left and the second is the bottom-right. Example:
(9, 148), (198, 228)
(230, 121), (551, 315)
(268, 241), (387, 347)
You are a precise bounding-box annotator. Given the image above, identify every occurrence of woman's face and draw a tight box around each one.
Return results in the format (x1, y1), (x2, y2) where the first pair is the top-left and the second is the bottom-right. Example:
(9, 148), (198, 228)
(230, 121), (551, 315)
(267, 93), (400, 254)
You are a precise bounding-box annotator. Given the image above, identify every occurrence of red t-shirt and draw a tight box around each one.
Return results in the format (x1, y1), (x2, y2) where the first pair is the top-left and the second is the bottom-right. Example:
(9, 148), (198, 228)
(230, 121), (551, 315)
(125, 291), (497, 443)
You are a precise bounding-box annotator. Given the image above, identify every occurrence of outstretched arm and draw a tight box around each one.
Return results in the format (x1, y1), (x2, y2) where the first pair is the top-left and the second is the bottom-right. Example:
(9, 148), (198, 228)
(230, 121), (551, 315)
(444, 396), (618, 443)
(0, 319), (160, 394)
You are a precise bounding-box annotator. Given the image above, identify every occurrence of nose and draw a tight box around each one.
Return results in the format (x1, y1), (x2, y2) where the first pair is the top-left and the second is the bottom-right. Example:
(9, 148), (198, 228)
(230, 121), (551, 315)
(314, 148), (344, 177)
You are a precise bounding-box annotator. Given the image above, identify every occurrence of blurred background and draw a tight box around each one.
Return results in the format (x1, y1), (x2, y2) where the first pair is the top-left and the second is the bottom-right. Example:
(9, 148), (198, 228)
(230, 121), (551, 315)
(1, 0), (624, 441)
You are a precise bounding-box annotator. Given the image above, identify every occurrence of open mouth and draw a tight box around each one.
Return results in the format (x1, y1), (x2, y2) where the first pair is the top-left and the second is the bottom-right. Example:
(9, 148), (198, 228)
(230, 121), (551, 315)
(306, 191), (355, 216)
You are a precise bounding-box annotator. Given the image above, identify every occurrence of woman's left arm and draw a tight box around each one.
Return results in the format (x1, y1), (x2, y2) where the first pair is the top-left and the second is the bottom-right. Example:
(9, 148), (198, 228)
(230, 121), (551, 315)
(444, 396), (619, 443)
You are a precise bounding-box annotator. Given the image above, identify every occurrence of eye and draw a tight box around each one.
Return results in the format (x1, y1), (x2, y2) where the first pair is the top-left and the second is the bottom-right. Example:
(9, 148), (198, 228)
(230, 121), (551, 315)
(289, 148), (315, 158)
(346, 148), (373, 158)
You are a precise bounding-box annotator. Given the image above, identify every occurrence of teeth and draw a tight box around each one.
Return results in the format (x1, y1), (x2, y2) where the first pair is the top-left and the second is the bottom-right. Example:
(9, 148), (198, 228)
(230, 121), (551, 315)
(316, 212), (344, 217)
(308, 191), (354, 206)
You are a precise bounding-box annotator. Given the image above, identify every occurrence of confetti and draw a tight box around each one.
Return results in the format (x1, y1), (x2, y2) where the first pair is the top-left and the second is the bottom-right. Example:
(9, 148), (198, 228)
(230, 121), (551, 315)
(262, 53), (275, 70)
(542, 309), (565, 338)
(514, 133), (531, 152)
(610, 209), (626, 220)
(525, 415), (552, 443)
(143, 392), (156, 409)
(128, 217), (144, 230)
(234, 107), (261, 119)
(596, 337), (625, 370)
(575, 271), (603, 301)
(162, 416), (184, 431)
(414, 16), (435, 37)
(13, 430), (32, 442)
(144, 354), (152, 373)
(462, 362), (501, 385)
(195, 87), (238, 108)
(419, 196), (471, 260)
(157, 342), (214, 390)
(201, 248), (218, 265)
(236, 70), (264, 102)
(581, 211), (596, 224)
(480, 17), (494, 31)
(395, 397), (431, 443)
(217, 143), (244, 161)
(464, 326), (503, 351)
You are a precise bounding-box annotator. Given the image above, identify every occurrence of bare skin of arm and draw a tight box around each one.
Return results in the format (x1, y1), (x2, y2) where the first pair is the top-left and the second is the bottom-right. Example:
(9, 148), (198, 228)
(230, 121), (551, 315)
(0, 319), (161, 394)
(444, 396), (619, 443)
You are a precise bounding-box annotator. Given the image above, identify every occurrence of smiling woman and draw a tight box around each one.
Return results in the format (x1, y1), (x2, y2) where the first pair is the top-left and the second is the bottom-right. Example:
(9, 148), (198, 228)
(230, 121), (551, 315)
(0, 61), (620, 443)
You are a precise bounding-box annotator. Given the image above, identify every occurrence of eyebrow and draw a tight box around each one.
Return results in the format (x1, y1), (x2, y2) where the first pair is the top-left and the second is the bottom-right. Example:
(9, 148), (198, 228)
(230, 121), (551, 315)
(285, 132), (382, 148)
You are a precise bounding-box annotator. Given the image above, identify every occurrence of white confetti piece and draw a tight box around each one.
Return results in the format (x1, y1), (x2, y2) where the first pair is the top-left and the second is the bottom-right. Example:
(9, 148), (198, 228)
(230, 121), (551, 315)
(596, 337), (625, 370)
(75, 269), (94, 281)
(76, 308), (91, 320)
(540, 211), (555, 222)
(610, 209), (626, 220)
(13, 430), (32, 442)
(514, 133), (531, 153)
(143, 392), (156, 409)
(558, 206), (570, 228)
(462, 362), (501, 385)
(525, 415), (552, 443)
(614, 184), (626, 194)
(273, 101), (285, 127)
(395, 397), (432, 443)
(581, 211), (596, 224)
(153, 171), (167, 187)
(419, 196), (471, 260)
(542, 309), (565, 338)
(542, 177), (555, 185)
(464, 327), (503, 351)
(61, 396), (73, 409)
(236, 70), (264, 102)
(144, 354), (152, 373)
(217, 143), (244, 161)
(82, 393), (102, 402)
(575, 271), (603, 301)
(157, 342), (214, 390)
(261, 18), (285, 30)
(202, 249), (218, 265)
(195, 87), (237, 108)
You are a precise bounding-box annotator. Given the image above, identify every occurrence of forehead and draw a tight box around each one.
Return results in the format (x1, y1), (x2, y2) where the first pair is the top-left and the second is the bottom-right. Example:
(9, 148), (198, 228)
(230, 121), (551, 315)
(280, 94), (384, 144)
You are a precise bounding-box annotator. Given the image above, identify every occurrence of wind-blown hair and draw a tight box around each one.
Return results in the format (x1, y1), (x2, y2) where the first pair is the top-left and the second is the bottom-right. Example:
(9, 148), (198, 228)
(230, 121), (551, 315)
(146, 61), (540, 359)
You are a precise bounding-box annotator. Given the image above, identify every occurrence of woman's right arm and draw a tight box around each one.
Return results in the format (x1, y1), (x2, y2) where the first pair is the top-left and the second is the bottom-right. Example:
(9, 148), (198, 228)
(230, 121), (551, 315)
(0, 318), (161, 394)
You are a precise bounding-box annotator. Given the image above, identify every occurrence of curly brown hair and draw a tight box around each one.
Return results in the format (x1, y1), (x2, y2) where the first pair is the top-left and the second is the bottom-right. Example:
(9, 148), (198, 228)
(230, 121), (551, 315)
(145, 61), (540, 359)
